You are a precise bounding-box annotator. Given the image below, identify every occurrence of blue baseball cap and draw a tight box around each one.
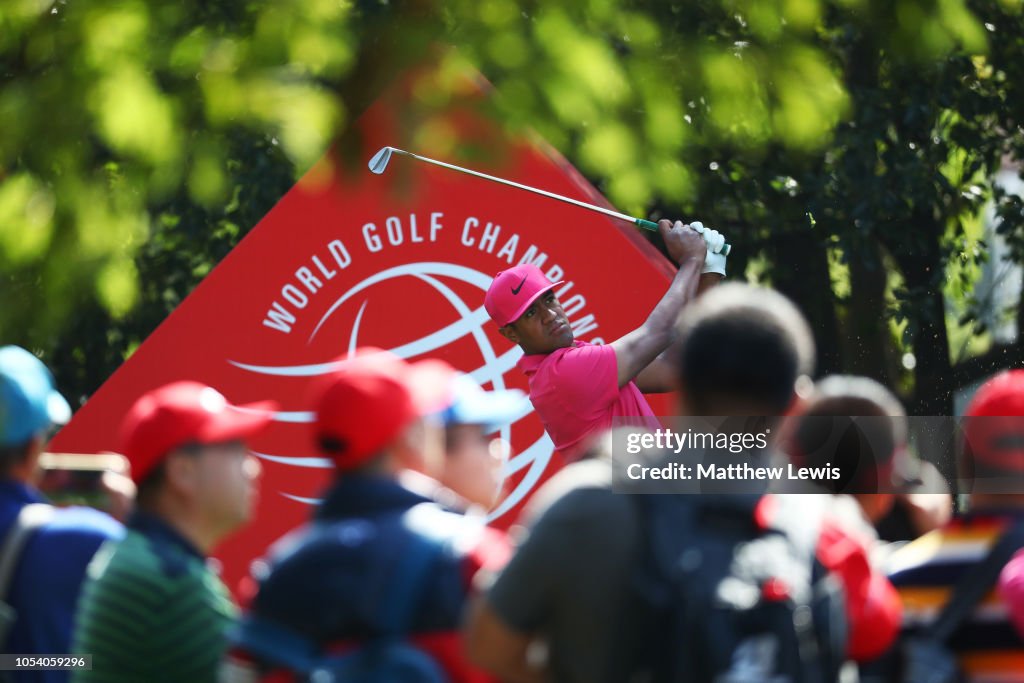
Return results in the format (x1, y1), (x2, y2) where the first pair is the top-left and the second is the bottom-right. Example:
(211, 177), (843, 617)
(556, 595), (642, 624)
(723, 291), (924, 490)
(0, 346), (72, 447)
(441, 374), (527, 431)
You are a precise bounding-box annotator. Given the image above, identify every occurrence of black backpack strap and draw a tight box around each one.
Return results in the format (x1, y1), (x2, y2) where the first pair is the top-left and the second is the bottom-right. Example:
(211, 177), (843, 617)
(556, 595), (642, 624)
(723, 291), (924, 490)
(924, 519), (1024, 643)
(761, 494), (841, 683)
(0, 504), (55, 602)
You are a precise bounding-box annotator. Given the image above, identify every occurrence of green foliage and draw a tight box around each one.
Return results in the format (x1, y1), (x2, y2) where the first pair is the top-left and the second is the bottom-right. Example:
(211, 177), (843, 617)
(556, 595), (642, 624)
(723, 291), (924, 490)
(0, 0), (351, 346)
(1, 0), (1022, 415)
(446, 0), (863, 212)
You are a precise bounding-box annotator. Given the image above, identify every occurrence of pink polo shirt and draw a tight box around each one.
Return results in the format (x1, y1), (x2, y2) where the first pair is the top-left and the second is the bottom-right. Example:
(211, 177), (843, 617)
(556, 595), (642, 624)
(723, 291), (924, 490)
(517, 340), (660, 455)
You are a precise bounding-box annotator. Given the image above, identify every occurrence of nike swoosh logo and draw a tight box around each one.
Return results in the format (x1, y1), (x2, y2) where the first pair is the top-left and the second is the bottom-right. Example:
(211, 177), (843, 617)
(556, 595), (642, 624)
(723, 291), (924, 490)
(511, 275), (528, 295)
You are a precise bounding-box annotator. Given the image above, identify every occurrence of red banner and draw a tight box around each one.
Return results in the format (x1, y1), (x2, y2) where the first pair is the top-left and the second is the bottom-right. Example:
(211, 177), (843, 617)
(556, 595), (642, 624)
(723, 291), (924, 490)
(50, 77), (676, 596)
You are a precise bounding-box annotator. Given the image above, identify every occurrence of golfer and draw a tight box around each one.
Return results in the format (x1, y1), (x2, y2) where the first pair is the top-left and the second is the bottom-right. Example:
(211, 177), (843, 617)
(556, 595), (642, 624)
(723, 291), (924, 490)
(485, 219), (727, 457)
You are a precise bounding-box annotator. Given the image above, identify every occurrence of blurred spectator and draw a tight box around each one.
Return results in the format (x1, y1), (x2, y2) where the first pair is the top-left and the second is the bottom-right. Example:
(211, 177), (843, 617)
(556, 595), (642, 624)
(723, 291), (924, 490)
(874, 369), (1024, 681)
(438, 374), (526, 512)
(226, 349), (509, 682)
(1000, 548), (1024, 638)
(787, 375), (909, 506)
(72, 381), (273, 682)
(35, 453), (136, 524)
(674, 286), (900, 662)
(97, 469), (136, 524)
(874, 459), (953, 543)
(0, 346), (123, 683)
(465, 284), (899, 682)
(785, 374), (950, 548)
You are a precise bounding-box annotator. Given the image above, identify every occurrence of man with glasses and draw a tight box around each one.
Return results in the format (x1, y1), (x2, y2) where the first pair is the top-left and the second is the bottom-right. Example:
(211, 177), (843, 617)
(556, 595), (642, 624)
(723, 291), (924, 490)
(72, 381), (275, 683)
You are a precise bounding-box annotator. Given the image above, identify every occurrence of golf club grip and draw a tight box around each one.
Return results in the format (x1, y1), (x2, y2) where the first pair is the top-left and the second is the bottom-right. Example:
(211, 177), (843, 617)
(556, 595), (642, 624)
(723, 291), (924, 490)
(635, 219), (732, 256)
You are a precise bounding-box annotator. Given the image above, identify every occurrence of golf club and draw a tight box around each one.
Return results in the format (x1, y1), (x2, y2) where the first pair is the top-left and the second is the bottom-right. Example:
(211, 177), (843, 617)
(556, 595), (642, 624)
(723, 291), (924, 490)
(368, 146), (731, 256)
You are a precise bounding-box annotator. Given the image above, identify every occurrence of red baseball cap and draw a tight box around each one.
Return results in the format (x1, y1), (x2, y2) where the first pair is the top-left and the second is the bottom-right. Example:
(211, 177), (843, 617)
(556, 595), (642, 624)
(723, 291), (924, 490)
(120, 381), (278, 485)
(484, 264), (563, 327)
(313, 348), (456, 471)
(963, 369), (1024, 472)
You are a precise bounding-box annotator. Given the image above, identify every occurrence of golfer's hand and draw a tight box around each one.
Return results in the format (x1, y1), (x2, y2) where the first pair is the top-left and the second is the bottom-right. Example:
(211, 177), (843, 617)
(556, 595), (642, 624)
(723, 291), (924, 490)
(659, 219), (706, 267)
(691, 221), (727, 276)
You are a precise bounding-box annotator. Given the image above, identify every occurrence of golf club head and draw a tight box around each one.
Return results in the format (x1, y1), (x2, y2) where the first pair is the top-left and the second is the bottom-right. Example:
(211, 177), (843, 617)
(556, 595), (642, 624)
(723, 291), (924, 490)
(368, 147), (394, 175)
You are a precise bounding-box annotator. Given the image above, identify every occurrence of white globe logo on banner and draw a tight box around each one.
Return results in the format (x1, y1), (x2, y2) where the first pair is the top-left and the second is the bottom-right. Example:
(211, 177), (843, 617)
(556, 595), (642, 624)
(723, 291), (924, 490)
(228, 262), (554, 521)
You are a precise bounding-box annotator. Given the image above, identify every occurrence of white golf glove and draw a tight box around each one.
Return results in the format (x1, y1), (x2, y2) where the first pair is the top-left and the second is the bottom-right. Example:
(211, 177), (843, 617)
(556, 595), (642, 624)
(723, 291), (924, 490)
(690, 221), (727, 276)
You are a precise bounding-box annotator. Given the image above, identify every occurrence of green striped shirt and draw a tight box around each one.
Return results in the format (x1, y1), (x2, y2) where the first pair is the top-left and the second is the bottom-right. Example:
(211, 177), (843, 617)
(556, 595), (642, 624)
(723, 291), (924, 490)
(71, 513), (238, 683)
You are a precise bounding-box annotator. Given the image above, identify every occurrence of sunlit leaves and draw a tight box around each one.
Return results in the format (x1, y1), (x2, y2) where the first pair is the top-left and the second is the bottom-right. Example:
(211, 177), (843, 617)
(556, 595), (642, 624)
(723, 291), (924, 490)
(858, 0), (990, 61)
(477, 0), (518, 27)
(258, 84), (344, 167)
(81, 2), (149, 68)
(411, 116), (460, 159)
(0, 175), (55, 263)
(95, 257), (139, 319)
(0, 0), (355, 343)
(90, 65), (181, 165)
(644, 99), (688, 152)
(702, 49), (772, 145)
(580, 123), (636, 174)
(188, 139), (229, 208)
(444, 0), (879, 212)
(0, 0), (1007, 378)
(722, 0), (823, 38)
(650, 158), (695, 204)
(487, 30), (530, 69)
(771, 47), (849, 149)
(784, 0), (824, 30)
(0, 0), (53, 35)
(617, 12), (660, 46)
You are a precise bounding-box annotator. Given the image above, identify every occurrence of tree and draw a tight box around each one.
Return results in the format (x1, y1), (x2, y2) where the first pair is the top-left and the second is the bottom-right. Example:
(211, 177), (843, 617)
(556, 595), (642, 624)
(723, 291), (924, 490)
(663, 0), (1024, 416)
(2, 0), (1019, 421)
(0, 0), (353, 347)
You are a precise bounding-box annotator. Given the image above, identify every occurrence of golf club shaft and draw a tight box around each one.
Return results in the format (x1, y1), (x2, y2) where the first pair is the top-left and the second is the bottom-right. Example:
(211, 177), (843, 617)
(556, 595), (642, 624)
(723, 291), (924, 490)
(385, 148), (731, 256)
(390, 149), (655, 229)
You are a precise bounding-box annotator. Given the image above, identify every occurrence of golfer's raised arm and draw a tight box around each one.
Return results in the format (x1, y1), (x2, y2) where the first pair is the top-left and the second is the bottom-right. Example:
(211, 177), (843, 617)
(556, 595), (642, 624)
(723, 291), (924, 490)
(609, 220), (709, 389)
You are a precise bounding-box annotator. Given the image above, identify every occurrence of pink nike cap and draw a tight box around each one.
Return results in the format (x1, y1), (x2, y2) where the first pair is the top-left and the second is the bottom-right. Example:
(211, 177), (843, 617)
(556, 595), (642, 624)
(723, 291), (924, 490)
(484, 264), (564, 327)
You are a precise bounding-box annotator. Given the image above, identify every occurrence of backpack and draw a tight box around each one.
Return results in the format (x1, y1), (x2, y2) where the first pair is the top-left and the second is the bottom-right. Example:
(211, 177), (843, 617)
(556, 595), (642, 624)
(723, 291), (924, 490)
(861, 519), (1024, 683)
(0, 504), (56, 683)
(630, 493), (847, 683)
(229, 520), (449, 683)
(0, 504), (55, 644)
